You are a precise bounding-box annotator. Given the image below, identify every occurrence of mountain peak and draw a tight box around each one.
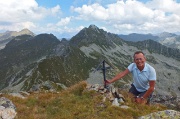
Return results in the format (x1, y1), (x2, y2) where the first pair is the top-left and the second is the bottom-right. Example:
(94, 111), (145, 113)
(89, 24), (98, 29)
(0, 29), (35, 40)
(13, 28), (35, 36)
(88, 24), (101, 33)
(20, 28), (32, 33)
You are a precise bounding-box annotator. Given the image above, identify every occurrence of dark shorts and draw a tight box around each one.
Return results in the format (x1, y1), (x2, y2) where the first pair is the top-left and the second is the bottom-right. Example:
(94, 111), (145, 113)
(129, 84), (153, 103)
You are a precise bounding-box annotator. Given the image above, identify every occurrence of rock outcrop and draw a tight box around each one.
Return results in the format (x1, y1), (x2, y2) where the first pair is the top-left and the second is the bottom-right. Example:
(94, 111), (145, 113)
(138, 110), (180, 119)
(86, 84), (129, 109)
(0, 97), (16, 119)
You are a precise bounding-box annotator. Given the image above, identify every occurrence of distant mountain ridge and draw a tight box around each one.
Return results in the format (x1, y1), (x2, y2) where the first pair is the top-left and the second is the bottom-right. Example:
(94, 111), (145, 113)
(119, 33), (159, 42)
(159, 35), (180, 49)
(156, 32), (177, 40)
(119, 32), (180, 49)
(0, 25), (180, 98)
(0, 29), (35, 50)
(0, 29), (35, 41)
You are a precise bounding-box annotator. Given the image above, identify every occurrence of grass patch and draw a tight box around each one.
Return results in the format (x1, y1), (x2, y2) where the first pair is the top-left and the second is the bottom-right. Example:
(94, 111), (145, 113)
(2, 81), (166, 119)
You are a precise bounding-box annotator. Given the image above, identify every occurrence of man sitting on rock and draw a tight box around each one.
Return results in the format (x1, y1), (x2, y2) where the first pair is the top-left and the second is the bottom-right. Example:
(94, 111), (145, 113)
(105, 51), (156, 104)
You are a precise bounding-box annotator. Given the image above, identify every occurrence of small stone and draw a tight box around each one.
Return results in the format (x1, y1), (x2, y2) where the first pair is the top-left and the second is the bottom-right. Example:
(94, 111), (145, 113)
(120, 105), (130, 109)
(103, 88), (107, 93)
(86, 84), (92, 89)
(118, 98), (124, 103)
(102, 97), (106, 102)
(112, 98), (120, 106)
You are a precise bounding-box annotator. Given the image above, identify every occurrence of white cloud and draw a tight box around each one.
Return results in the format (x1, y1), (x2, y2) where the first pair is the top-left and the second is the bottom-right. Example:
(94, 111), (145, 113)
(71, 3), (108, 20)
(146, 0), (180, 13)
(71, 0), (180, 34)
(1, 0), (180, 37)
(33, 19), (84, 38)
(0, 0), (61, 31)
(0, 0), (38, 22)
(57, 17), (71, 26)
(51, 5), (61, 15)
(0, 21), (36, 31)
(72, 1), (154, 23)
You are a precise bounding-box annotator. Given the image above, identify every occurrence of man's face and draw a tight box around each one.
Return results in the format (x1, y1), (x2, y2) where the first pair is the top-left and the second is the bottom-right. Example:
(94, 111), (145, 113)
(134, 53), (146, 67)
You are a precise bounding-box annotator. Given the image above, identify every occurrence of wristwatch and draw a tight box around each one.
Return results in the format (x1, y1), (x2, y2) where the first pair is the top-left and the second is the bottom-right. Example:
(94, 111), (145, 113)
(141, 97), (144, 100)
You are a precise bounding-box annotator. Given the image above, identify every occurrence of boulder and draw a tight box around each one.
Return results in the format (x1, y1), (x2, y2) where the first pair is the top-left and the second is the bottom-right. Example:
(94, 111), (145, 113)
(0, 97), (16, 119)
(138, 110), (180, 119)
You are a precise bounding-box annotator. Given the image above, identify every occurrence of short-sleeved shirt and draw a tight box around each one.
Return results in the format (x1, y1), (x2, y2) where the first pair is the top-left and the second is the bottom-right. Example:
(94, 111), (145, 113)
(128, 63), (156, 92)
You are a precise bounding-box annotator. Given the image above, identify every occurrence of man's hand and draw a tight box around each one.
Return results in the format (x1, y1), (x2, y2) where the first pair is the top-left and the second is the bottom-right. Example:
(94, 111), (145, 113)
(104, 69), (130, 86)
(104, 79), (111, 85)
(135, 97), (147, 104)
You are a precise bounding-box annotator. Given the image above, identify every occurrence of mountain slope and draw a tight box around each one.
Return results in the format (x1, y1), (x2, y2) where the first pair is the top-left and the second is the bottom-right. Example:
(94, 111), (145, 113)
(156, 32), (177, 41)
(126, 40), (180, 61)
(20, 46), (97, 91)
(0, 25), (180, 98)
(0, 34), (60, 90)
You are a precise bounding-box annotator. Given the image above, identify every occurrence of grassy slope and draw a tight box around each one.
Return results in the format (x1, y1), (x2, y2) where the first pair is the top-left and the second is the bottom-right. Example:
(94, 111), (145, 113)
(2, 81), (167, 119)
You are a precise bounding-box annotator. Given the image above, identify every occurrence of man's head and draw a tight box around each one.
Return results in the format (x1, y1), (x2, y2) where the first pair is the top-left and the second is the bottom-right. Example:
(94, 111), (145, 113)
(133, 51), (146, 69)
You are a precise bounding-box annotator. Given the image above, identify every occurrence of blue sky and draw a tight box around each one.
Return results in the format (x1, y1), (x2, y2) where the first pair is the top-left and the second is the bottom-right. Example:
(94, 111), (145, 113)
(0, 0), (180, 38)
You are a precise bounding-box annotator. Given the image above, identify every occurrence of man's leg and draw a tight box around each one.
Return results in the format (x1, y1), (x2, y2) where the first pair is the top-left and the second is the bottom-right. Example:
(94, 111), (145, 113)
(128, 84), (140, 102)
(129, 84), (140, 96)
(129, 84), (153, 104)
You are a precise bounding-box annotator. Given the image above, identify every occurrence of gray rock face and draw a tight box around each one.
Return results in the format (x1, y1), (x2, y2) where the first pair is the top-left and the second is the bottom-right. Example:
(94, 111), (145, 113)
(138, 110), (180, 119)
(0, 97), (16, 110)
(0, 97), (17, 119)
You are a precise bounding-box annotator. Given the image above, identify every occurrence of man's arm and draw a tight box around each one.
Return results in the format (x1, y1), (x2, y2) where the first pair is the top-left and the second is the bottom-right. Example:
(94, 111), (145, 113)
(142, 80), (155, 99)
(136, 80), (155, 104)
(106, 69), (130, 84)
